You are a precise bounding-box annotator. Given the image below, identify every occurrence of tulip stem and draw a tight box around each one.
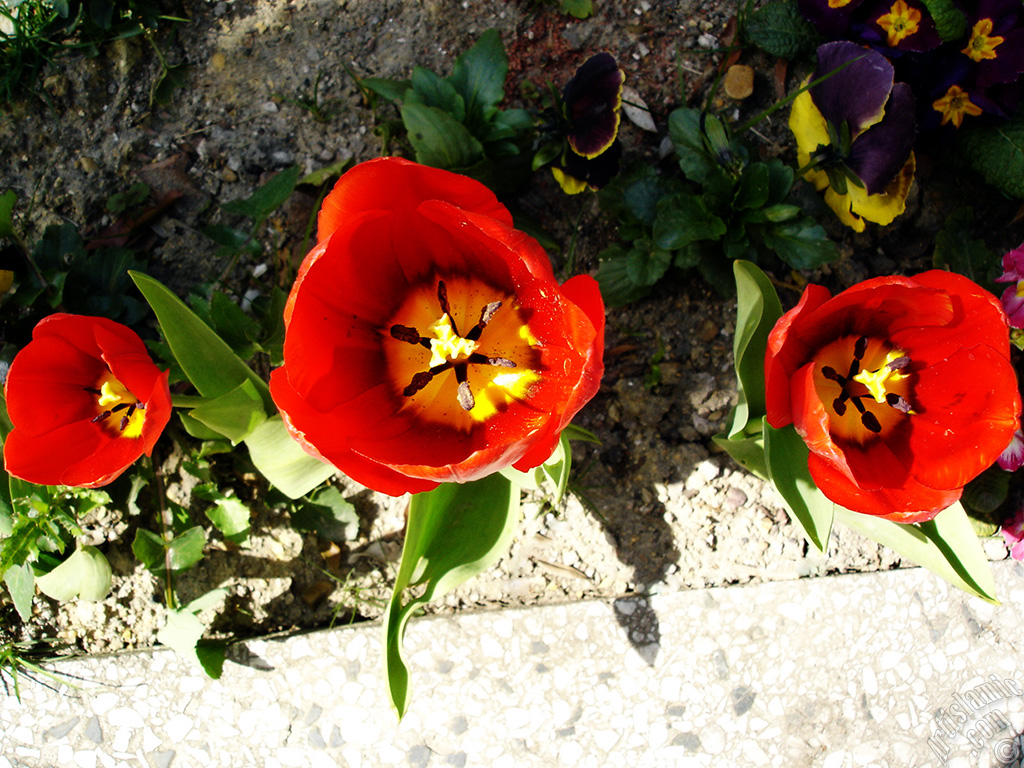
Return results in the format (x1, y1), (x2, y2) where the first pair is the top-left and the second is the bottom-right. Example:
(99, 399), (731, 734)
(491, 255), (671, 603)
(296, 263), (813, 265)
(150, 449), (177, 611)
(564, 196), (587, 275)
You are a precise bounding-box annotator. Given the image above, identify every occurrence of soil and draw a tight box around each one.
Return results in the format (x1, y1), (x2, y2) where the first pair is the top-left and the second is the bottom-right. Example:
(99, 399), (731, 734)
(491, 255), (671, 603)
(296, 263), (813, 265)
(0, 0), (1019, 658)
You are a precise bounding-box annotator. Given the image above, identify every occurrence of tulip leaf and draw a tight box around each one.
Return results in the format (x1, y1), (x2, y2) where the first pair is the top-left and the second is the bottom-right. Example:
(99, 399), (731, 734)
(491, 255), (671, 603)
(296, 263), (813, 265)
(3, 562), (34, 621)
(35, 545), (112, 602)
(129, 271), (275, 414)
(132, 526), (207, 575)
(540, 433), (572, 505)
(728, 260), (782, 436)
(243, 416), (335, 499)
(400, 103), (485, 170)
(383, 474), (521, 718)
(763, 420), (834, 552)
(188, 380), (268, 445)
(834, 502), (998, 603)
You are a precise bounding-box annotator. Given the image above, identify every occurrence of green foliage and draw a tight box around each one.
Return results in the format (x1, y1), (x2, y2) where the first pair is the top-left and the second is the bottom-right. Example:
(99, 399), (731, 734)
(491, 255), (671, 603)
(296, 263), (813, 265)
(132, 526), (207, 575)
(290, 486), (359, 543)
(383, 473), (521, 717)
(35, 544), (112, 601)
(932, 208), (1001, 293)
(959, 118), (1024, 200)
(559, 0), (593, 18)
(741, 0), (820, 59)
(597, 110), (837, 304)
(353, 30), (534, 194)
(919, 0), (967, 41)
(194, 484), (251, 546)
(157, 588), (228, 677)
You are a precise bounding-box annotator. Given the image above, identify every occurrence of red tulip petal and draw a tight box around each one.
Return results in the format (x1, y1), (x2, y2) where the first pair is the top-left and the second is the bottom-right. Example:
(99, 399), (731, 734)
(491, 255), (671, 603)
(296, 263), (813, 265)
(317, 157), (512, 243)
(765, 283), (832, 427)
(903, 346), (1020, 490)
(808, 452), (959, 521)
(789, 361), (853, 476)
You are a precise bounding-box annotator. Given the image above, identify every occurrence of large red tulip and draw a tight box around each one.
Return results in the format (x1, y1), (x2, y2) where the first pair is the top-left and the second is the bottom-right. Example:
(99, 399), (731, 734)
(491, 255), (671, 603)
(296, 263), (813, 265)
(765, 270), (1020, 522)
(4, 314), (172, 488)
(270, 157), (605, 496)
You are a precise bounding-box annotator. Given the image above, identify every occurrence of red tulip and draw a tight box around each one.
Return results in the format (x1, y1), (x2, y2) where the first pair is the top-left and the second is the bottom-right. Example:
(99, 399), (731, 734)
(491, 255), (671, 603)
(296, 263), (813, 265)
(765, 270), (1020, 522)
(270, 157), (605, 496)
(3, 314), (172, 488)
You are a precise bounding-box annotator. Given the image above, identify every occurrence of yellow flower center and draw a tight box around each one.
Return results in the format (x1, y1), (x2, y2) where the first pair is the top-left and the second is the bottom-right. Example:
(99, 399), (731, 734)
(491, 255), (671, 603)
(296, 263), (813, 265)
(87, 371), (146, 438)
(962, 18), (1003, 62)
(813, 336), (914, 444)
(386, 279), (541, 427)
(877, 0), (921, 46)
(932, 84), (983, 128)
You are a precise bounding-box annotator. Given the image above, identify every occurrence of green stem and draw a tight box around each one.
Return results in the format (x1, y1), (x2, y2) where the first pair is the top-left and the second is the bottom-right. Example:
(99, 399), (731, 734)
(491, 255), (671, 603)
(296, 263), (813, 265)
(565, 196), (587, 275)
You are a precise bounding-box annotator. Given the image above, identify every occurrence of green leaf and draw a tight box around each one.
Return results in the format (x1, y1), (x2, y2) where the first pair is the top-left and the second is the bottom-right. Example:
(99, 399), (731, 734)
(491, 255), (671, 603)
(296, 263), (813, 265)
(727, 260), (782, 437)
(932, 208), (999, 291)
(835, 502), (997, 602)
(960, 465), (1011, 517)
(668, 108), (718, 184)
(919, 0), (967, 41)
(3, 562), (34, 621)
(383, 474), (520, 717)
(0, 189), (16, 238)
(298, 159), (354, 188)
(734, 163), (771, 210)
(152, 63), (189, 107)
(244, 416), (336, 499)
(763, 420), (834, 552)
(540, 433), (572, 505)
(712, 431), (768, 480)
(401, 103), (485, 169)
(447, 29), (507, 131)
(222, 166), (303, 221)
(743, 0), (820, 59)
(291, 486), (359, 542)
(653, 193), (727, 250)
(760, 217), (839, 270)
(596, 246), (652, 307)
(625, 241), (674, 287)
(157, 588), (228, 677)
(129, 271), (274, 413)
(188, 380), (268, 445)
(132, 527), (207, 575)
(200, 491), (251, 546)
(409, 68), (465, 121)
(360, 77), (412, 103)
(959, 118), (1024, 200)
(559, 0), (593, 18)
(35, 545), (112, 602)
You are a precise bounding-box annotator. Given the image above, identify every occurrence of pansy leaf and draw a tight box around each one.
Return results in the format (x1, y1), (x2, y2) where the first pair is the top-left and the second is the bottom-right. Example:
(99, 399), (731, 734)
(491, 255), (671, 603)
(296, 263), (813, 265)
(596, 246), (651, 307)
(652, 193), (727, 250)
(196, 487), (251, 546)
(383, 474), (520, 718)
(3, 562), (34, 621)
(0, 189), (16, 238)
(188, 380), (267, 445)
(625, 240), (674, 287)
(408, 68), (466, 122)
(742, 0), (820, 59)
(447, 28), (507, 131)
(668, 108), (718, 184)
(958, 118), (1024, 200)
(932, 208), (1000, 292)
(359, 77), (412, 103)
(763, 420), (834, 552)
(35, 545), (112, 602)
(835, 502), (997, 603)
(734, 163), (771, 211)
(244, 416), (335, 499)
(401, 103), (485, 170)
(761, 217), (839, 270)
(222, 166), (302, 221)
(130, 272), (274, 413)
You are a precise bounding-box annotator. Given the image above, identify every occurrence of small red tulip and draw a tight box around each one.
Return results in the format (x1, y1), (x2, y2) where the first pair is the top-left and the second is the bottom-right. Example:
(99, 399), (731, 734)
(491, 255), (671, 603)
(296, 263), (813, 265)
(765, 270), (1021, 522)
(270, 157), (605, 496)
(4, 314), (172, 488)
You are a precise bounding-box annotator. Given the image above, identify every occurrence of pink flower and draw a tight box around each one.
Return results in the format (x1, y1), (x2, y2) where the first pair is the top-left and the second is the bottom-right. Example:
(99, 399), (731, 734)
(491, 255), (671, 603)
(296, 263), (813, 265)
(995, 242), (1024, 328)
(998, 428), (1024, 471)
(1003, 507), (1024, 561)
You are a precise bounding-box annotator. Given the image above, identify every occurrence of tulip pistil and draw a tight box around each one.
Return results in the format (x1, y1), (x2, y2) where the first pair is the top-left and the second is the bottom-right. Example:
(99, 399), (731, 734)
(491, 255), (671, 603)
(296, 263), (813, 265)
(814, 335), (914, 443)
(390, 281), (525, 415)
(85, 373), (147, 438)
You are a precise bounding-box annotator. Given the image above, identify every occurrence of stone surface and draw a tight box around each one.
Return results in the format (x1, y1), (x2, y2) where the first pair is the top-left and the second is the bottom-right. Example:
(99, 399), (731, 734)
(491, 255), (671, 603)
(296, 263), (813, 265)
(3, 562), (1024, 767)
